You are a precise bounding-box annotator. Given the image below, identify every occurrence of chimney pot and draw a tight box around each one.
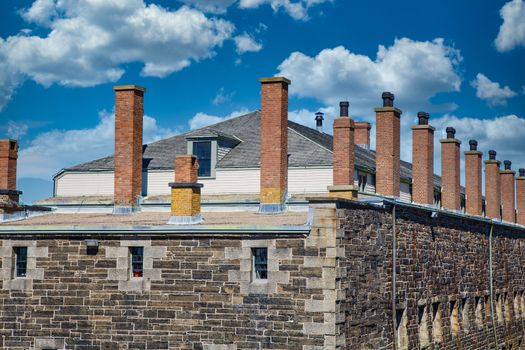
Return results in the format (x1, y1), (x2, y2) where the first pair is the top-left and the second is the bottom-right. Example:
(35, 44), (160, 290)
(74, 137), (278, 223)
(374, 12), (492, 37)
(489, 150), (497, 160)
(417, 112), (429, 125)
(504, 160), (512, 170)
(446, 127), (456, 139)
(315, 112), (324, 132)
(381, 92), (394, 107)
(469, 139), (478, 151)
(520, 168), (525, 177)
(339, 101), (349, 117)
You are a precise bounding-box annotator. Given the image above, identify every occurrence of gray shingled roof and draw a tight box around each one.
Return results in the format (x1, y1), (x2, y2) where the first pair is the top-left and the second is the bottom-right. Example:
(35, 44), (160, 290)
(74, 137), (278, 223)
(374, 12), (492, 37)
(62, 111), (444, 188)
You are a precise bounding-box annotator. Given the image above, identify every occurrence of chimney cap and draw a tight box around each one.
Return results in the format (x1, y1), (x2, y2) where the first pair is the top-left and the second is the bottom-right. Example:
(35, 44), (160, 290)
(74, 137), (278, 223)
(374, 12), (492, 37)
(259, 76), (291, 85)
(504, 160), (512, 170)
(489, 150), (497, 160)
(381, 92), (395, 107)
(519, 168), (525, 177)
(113, 85), (146, 92)
(469, 139), (478, 151)
(315, 111), (324, 121)
(339, 101), (349, 117)
(417, 112), (429, 125)
(446, 127), (456, 139)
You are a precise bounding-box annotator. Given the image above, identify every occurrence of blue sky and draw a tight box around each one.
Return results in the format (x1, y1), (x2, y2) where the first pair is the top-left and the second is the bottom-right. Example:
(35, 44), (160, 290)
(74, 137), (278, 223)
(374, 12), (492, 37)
(0, 0), (524, 203)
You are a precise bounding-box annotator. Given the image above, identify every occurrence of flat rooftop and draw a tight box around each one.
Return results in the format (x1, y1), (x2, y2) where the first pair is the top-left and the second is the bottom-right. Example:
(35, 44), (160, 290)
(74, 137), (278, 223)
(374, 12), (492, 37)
(0, 211), (309, 228)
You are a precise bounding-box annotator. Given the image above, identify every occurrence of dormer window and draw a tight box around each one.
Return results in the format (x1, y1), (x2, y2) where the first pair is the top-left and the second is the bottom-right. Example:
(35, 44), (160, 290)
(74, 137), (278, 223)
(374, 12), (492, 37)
(186, 129), (241, 179)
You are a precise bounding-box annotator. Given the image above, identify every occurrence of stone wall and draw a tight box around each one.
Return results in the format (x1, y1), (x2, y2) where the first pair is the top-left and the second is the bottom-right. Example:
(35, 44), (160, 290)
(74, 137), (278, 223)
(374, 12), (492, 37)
(336, 200), (525, 350)
(0, 204), (338, 350)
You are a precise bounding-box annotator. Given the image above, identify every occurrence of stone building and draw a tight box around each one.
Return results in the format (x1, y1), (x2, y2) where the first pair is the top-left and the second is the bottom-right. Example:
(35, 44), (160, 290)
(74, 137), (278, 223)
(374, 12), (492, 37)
(1, 77), (525, 349)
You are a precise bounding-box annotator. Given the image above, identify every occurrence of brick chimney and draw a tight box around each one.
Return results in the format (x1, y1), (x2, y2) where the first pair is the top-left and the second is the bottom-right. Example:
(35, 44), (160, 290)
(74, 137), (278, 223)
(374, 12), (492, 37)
(328, 101), (357, 200)
(168, 155), (203, 225)
(259, 77), (290, 213)
(484, 150), (501, 220)
(500, 160), (516, 223)
(113, 85), (145, 215)
(464, 140), (483, 216)
(375, 92), (402, 197)
(516, 169), (525, 225)
(0, 139), (22, 214)
(440, 127), (461, 211)
(411, 112), (435, 205)
(354, 122), (371, 149)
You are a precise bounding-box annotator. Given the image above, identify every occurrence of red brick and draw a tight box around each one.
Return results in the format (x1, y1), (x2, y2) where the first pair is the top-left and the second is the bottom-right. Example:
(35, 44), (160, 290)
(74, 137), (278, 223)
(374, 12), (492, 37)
(440, 138), (461, 211)
(332, 117), (355, 186)
(516, 175), (525, 225)
(375, 107), (401, 197)
(113, 85), (145, 208)
(0, 139), (18, 190)
(500, 163), (516, 223)
(464, 151), (483, 216)
(485, 158), (501, 220)
(175, 155), (198, 183)
(354, 122), (371, 148)
(411, 125), (434, 205)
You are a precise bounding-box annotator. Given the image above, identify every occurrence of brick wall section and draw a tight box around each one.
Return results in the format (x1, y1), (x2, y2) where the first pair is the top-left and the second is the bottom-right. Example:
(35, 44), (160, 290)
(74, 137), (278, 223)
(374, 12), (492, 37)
(336, 200), (525, 349)
(485, 160), (502, 220)
(259, 77), (290, 205)
(411, 125), (435, 205)
(353, 122), (371, 148)
(500, 170), (516, 223)
(332, 117), (355, 186)
(517, 176), (525, 226)
(113, 85), (145, 208)
(375, 108), (401, 197)
(0, 139), (18, 190)
(465, 151), (483, 215)
(440, 139), (461, 210)
(175, 155), (198, 183)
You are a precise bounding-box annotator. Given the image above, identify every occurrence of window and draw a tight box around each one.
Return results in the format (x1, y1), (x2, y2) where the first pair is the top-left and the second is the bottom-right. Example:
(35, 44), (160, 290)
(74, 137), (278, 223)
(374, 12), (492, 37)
(358, 174), (368, 192)
(193, 141), (212, 177)
(252, 248), (268, 280)
(14, 247), (27, 278)
(130, 247), (144, 278)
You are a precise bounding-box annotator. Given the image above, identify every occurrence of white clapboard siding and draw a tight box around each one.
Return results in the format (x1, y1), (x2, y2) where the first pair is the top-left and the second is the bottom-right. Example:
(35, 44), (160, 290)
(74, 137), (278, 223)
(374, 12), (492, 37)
(55, 172), (114, 196)
(145, 171), (173, 195)
(288, 167), (332, 194)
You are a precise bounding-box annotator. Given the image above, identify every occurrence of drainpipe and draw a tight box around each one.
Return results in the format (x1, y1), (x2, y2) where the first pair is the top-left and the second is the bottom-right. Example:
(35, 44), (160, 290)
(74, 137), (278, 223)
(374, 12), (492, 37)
(488, 222), (499, 349)
(392, 204), (397, 350)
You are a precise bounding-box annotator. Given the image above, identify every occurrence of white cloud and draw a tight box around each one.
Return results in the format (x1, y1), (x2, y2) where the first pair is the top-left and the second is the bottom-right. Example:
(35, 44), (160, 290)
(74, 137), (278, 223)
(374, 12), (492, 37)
(239, 0), (331, 20)
(188, 108), (250, 129)
(277, 38), (462, 118)
(495, 0), (525, 52)
(0, 0), (235, 110)
(234, 33), (263, 54)
(18, 111), (179, 180)
(178, 0), (237, 14)
(288, 106), (336, 129)
(470, 73), (517, 106)
(6, 120), (29, 139)
(212, 87), (235, 105)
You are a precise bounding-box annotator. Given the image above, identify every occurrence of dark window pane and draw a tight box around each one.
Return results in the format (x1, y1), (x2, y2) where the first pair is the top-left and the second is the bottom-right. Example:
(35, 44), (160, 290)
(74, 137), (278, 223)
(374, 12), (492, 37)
(193, 141), (212, 177)
(15, 247), (27, 278)
(130, 247), (144, 278)
(252, 248), (268, 280)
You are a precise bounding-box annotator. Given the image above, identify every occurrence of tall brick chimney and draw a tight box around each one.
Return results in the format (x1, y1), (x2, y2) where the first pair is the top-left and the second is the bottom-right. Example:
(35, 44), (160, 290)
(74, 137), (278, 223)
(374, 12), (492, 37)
(168, 155), (203, 225)
(328, 102), (357, 200)
(113, 85), (145, 215)
(440, 127), (461, 211)
(375, 92), (402, 197)
(500, 160), (516, 223)
(464, 140), (483, 216)
(0, 139), (22, 213)
(259, 77), (290, 213)
(516, 169), (525, 226)
(0, 139), (18, 191)
(411, 112), (435, 205)
(484, 150), (501, 220)
(354, 122), (371, 149)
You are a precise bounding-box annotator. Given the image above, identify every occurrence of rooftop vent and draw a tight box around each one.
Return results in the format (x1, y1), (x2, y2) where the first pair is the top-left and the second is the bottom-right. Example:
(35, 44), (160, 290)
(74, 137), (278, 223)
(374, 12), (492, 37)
(315, 112), (324, 133)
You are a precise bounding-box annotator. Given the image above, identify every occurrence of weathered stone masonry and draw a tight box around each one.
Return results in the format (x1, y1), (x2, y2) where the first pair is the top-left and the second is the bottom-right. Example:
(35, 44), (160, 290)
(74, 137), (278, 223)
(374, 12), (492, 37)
(1, 200), (525, 349)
